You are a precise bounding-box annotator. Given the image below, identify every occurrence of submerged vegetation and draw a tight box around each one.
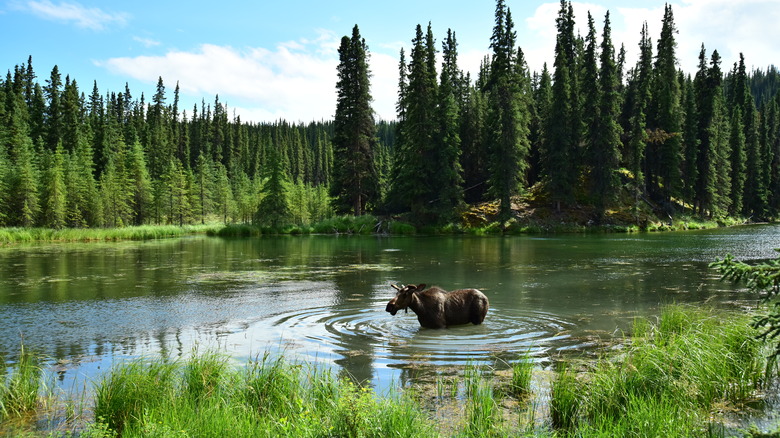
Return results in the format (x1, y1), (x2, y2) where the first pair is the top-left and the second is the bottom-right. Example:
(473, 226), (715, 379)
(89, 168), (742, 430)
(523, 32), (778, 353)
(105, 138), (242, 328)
(1, 306), (776, 437)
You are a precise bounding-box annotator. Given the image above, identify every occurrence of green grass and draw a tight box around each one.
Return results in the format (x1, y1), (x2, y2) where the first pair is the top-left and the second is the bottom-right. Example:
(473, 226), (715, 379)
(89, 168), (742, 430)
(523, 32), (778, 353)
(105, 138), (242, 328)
(0, 224), (221, 244)
(550, 363), (580, 432)
(554, 305), (769, 437)
(311, 214), (379, 234)
(509, 352), (534, 398)
(0, 345), (44, 421)
(87, 351), (438, 437)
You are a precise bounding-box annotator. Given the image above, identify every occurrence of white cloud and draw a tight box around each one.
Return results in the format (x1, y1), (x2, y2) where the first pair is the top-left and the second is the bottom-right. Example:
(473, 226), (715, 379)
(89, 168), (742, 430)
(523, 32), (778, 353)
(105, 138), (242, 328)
(98, 29), (403, 123)
(521, 0), (780, 76)
(98, 31), (351, 123)
(671, 0), (780, 72)
(133, 36), (160, 48)
(369, 51), (400, 121)
(22, 0), (129, 31)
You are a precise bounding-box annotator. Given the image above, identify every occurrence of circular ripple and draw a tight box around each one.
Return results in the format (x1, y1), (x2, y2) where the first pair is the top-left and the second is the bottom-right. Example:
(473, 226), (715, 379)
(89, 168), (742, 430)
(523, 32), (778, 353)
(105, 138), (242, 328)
(261, 297), (581, 368)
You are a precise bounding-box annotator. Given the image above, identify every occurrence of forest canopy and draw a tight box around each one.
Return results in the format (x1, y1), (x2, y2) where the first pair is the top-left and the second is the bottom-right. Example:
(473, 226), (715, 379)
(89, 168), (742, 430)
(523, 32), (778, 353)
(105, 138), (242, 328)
(1, 0), (779, 229)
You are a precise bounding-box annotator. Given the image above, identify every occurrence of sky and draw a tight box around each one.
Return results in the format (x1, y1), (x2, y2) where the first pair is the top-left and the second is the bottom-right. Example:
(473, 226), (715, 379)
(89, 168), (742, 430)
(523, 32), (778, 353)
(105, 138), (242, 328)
(2, 0), (779, 123)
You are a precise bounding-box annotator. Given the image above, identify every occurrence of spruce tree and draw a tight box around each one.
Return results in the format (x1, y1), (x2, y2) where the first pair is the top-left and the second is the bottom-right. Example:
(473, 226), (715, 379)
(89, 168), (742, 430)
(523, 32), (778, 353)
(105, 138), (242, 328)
(743, 97), (766, 217)
(590, 11), (623, 215)
(331, 25), (379, 216)
(730, 106), (747, 215)
(710, 88), (732, 216)
(581, 12), (600, 159)
(41, 143), (67, 228)
(257, 147), (291, 227)
(485, 0), (531, 221)
(760, 100), (777, 215)
(626, 22), (653, 201)
(459, 81), (487, 203)
(692, 47), (725, 216)
(544, 5), (575, 210)
(767, 97), (780, 215)
(388, 24), (437, 218)
(127, 141), (152, 225)
(433, 28), (465, 220)
(213, 162), (235, 223)
(99, 148), (132, 228)
(0, 150), (8, 226)
(194, 152), (214, 224)
(7, 97), (40, 226)
(682, 74), (700, 208)
(65, 134), (99, 227)
(529, 64), (552, 187)
(43, 65), (62, 151)
(649, 4), (683, 205)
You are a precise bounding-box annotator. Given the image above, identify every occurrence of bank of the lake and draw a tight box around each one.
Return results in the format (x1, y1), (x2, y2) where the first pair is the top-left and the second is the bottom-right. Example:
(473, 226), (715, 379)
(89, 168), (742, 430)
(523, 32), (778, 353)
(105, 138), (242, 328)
(0, 196), (764, 245)
(0, 224), (223, 244)
(1, 306), (776, 437)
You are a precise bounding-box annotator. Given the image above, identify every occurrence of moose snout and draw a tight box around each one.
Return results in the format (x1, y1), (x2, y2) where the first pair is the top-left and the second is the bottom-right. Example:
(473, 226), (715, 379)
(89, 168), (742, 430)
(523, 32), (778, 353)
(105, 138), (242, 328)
(386, 302), (398, 315)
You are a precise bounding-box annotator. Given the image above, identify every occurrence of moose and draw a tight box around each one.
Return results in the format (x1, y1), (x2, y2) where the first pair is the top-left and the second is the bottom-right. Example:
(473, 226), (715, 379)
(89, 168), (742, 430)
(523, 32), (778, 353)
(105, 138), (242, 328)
(385, 284), (489, 329)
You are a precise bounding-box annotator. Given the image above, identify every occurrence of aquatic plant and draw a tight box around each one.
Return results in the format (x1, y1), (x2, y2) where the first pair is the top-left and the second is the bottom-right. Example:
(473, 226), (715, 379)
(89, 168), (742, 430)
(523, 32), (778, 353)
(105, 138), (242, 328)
(567, 305), (766, 436)
(0, 345), (43, 420)
(87, 350), (438, 437)
(509, 351), (535, 398)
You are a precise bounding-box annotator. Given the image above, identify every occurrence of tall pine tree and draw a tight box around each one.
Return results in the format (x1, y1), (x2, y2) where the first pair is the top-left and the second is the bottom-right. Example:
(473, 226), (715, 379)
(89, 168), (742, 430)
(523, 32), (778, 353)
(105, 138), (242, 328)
(484, 0), (531, 221)
(589, 11), (623, 216)
(331, 25), (379, 216)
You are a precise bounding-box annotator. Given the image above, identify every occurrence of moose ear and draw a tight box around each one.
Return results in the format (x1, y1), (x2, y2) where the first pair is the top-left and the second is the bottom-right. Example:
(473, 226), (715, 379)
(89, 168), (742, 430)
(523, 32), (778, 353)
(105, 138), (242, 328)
(415, 284), (426, 291)
(391, 284), (401, 291)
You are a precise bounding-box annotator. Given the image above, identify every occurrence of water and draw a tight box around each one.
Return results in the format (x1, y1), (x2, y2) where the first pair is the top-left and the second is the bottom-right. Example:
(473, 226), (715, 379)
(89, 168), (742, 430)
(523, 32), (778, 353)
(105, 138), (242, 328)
(0, 224), (778, 390)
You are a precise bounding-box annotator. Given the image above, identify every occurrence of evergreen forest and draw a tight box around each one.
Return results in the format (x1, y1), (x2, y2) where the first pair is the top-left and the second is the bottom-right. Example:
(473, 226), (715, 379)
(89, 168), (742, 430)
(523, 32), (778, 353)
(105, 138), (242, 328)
(2, 0), (780, 230)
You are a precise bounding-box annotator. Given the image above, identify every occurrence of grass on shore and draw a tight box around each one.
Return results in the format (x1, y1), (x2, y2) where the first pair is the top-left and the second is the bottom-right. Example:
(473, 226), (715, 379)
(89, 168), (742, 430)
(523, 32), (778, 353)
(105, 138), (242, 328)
(0, 345), (44, 423)
(89, 351), (436, 438)
(0, 224), (222, 244)
(0, 212), (757, 244)
(551, 305), (769, 437)
(0, 306), (776, 437)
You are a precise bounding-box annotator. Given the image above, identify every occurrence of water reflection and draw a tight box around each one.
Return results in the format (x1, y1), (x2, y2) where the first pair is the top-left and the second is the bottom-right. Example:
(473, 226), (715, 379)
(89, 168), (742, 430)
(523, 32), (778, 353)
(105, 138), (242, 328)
(0, 225), (778, 391)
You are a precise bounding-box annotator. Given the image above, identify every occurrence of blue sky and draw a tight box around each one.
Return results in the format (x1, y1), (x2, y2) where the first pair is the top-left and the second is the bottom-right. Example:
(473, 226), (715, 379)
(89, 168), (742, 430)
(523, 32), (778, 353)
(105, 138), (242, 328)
(2, 0), (779, 123)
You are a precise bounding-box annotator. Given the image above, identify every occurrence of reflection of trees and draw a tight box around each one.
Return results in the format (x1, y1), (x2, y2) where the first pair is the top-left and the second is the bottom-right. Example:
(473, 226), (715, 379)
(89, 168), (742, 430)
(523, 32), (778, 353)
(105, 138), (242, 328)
(328, 238), (384, 385)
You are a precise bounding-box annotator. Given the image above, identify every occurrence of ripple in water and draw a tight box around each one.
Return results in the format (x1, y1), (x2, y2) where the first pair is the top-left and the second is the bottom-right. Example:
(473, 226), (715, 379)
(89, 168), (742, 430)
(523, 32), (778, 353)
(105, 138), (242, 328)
(259, 298), (580, 370)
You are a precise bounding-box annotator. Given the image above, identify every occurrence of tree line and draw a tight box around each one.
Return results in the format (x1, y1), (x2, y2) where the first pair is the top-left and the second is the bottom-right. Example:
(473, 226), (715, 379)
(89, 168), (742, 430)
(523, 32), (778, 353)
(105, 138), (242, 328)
(2, 0), (780, 229)
(0, 55), (396, 228)
(334, 0), (780, 225)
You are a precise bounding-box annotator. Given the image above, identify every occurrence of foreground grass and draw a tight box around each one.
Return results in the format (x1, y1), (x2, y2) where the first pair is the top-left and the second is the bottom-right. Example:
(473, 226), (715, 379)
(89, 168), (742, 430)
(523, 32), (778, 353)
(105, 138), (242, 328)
(1, 306), (776, 437)
(87, 351), (436, 438)
(0, 224), (222, 244)
(0, 345), (44, 423)
(551, 305), (770, 437)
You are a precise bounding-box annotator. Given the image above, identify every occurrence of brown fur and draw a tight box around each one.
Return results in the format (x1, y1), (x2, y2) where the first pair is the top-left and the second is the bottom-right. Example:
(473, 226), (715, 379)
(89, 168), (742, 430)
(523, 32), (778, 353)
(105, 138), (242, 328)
(385, 284), (489, 329)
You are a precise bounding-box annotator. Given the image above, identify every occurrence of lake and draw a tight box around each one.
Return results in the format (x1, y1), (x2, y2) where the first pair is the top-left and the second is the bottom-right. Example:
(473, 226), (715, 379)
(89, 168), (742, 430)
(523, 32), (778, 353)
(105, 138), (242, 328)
(1, 224), (778, 391)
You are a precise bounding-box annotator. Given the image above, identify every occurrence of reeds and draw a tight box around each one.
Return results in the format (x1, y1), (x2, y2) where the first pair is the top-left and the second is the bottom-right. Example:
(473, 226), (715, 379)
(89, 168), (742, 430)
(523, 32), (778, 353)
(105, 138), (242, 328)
(0, 224), (221, 244)
(89, 351), (437, 437)
(509, 351), (535, 398)
(550, 305), (768, 437)
(0, 345), (44, 420)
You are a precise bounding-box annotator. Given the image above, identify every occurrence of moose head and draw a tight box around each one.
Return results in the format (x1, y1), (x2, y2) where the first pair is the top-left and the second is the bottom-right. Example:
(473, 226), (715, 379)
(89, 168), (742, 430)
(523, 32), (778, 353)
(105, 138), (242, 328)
(385, 283), (426, 316)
